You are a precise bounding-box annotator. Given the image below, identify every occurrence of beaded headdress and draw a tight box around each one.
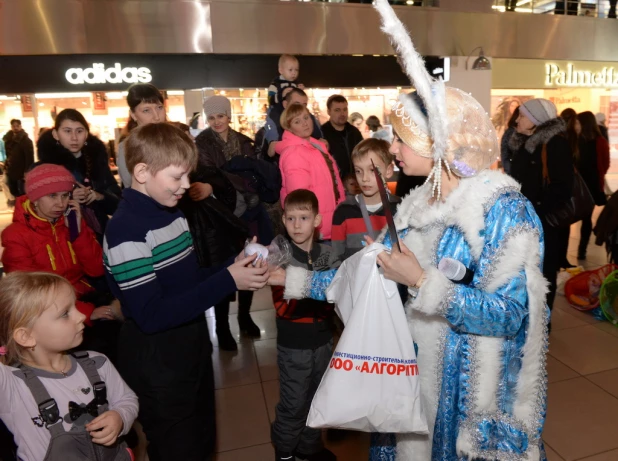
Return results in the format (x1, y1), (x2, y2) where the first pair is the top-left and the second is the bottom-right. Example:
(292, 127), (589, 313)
(374, 0), (498, 199)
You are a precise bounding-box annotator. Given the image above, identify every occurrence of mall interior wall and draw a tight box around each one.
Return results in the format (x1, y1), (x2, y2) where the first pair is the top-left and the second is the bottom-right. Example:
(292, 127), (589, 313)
(2, 0), (618, 62)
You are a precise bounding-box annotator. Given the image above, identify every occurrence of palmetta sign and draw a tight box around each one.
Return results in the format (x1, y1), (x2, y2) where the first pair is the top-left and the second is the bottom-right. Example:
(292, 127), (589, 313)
(65, 63), (152, 85)
(546, 63), (618, 88)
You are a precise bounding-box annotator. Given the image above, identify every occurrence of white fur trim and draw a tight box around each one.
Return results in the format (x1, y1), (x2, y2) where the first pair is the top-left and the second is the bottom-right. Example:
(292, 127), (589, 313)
(514, 265), (548, 423)
(456, 431), (475, 458)
(477, 224), (549, 428)
(394, 171), (520, 261)
(474, 336), (503, 413)
(397, 315), (448, 460)
(485, 231), (543, 294)
(284, 266), (310, 300)
(411, 266), (453, 316)
(453, 220), (548, 460)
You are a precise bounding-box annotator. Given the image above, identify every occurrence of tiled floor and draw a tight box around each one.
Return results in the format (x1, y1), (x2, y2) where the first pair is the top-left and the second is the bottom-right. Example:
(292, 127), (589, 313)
(210, 220), (618, 461)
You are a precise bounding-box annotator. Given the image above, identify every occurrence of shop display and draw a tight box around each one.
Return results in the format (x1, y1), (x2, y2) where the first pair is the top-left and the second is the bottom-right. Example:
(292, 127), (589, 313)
(1, 87), (407, 144)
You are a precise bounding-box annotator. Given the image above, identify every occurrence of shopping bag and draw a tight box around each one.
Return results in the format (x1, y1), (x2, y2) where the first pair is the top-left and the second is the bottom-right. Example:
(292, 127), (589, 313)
(307, 243), (427, 433)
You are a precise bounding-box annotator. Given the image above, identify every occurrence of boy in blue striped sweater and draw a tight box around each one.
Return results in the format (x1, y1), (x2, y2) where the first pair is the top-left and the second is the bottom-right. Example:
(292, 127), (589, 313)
(103, 123), (269, 461)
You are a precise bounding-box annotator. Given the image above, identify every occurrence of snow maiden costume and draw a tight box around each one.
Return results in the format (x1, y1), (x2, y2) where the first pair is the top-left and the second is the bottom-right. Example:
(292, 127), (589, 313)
(281, 1), (550, 459)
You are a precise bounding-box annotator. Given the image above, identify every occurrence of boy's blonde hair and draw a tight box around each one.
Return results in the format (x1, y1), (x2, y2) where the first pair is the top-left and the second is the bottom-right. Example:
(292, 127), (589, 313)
(351, 138), (393, 169)
(125, 122), (198, 176)
(281, 103), (311, 132)
(0, 272), (74, 365)
(279, 54), (298, 67)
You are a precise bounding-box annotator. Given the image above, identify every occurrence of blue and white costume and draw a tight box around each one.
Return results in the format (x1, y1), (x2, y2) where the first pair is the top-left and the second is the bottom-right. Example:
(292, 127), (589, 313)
(285, 171), (550, 460)
(285, 0), (549, 461)
(284, 1), (550, 458)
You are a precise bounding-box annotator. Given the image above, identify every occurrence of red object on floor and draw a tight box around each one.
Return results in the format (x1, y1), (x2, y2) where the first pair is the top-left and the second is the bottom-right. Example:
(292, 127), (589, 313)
(564, 264), (618, 311)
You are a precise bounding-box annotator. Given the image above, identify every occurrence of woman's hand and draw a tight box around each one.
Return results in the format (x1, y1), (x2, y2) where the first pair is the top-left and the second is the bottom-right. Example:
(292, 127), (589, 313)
(107, 299), (124, 321)
(90, 306), (117, 321)
(83, 189), (103, 205)
(189, 182), (213, 202)
(72, 186), (90, 204)
(372, 239), (424, 287)
(86, 410), (124, 446)
(64, 199), (82, 234)
(267, 267), (286, 286)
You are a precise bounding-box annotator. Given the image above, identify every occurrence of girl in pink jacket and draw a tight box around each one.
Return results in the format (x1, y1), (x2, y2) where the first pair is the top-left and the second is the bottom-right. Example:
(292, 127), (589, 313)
(276, 103), (345, 240)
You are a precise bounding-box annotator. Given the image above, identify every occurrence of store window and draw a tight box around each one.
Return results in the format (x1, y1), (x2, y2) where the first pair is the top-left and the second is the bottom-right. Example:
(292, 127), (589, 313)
(0, 91), (186, 147)
(206, 87), (403, 139)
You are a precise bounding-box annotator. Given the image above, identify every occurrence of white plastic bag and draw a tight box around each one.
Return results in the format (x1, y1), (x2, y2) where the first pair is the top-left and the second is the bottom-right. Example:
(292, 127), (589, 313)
(307, 243), (427, 434)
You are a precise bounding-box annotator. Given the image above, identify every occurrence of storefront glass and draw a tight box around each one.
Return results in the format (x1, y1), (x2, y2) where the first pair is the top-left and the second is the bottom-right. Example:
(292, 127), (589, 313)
(208, 87), (402, 139)
(0, 91), (186, 145)
(1, 86), (406, 146)
(492, 59), (618, 163)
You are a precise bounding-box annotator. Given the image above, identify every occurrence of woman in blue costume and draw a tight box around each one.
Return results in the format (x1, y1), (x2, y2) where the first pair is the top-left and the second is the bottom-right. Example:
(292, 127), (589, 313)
(277, 1), (550, 459)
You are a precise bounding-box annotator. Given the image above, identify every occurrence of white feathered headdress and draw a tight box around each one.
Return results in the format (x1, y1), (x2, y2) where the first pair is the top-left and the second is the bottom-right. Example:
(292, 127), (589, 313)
(374, 0), (498, 199)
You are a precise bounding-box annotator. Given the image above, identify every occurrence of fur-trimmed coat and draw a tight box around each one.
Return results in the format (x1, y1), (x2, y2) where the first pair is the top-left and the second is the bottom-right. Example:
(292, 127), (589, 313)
(37, 130), (121, 235)
(285, 170), (549, 460)
(508, 118), (574, 220)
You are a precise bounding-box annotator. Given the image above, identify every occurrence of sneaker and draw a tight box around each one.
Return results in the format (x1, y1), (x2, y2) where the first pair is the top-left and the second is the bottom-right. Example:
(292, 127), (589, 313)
(275, 450), (295, 461)
(216, 328), (238, 351)
(295, 448), (337, 461)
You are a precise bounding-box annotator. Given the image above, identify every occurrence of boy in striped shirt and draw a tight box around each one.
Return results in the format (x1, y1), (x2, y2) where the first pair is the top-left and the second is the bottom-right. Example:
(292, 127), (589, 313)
(103, 123), (269, 461)
(331, 138), (400, 261)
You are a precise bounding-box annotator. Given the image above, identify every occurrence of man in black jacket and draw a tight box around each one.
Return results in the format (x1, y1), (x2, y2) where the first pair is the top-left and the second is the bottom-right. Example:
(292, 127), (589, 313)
(3, 119), (34, 201)
(321, 95), (364, 180)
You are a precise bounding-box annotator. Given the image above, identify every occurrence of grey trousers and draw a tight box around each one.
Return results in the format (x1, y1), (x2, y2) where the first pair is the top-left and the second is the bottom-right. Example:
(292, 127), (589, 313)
(271, 339), (334, 454)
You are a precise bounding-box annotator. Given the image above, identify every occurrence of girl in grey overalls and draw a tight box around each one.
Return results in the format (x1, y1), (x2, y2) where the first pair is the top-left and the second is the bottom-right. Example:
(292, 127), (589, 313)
(0, 272), (139, 461)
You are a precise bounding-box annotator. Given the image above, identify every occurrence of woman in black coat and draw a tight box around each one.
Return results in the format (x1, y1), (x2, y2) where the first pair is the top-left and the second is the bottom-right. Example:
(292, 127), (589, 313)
(37, 109), (121, 241)
(193, 96), (278, 350)
(509, 99), (574, 314)
(576, 111), (610, 260)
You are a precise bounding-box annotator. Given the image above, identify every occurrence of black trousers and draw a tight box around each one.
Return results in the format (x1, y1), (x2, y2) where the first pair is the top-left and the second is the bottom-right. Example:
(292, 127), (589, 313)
(77, 289), (121, 365)
(578, 211), (594, 257)
(118, 319), (215, 461)
(5, 176), (22, 198)
(543, 222), (570, 310)
(554, 0), (579, 15)
(610, 0), (617, 18)
(214, 290), (254, 331)
(271, 340), (333, 455)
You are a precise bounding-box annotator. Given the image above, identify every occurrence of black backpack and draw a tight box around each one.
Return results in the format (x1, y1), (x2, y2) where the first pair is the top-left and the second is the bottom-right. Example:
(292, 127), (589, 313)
(223, 155), (282, 204)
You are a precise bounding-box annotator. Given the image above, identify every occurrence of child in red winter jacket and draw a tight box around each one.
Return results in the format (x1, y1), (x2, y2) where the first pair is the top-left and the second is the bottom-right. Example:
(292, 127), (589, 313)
(0, 164), (122, 360)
